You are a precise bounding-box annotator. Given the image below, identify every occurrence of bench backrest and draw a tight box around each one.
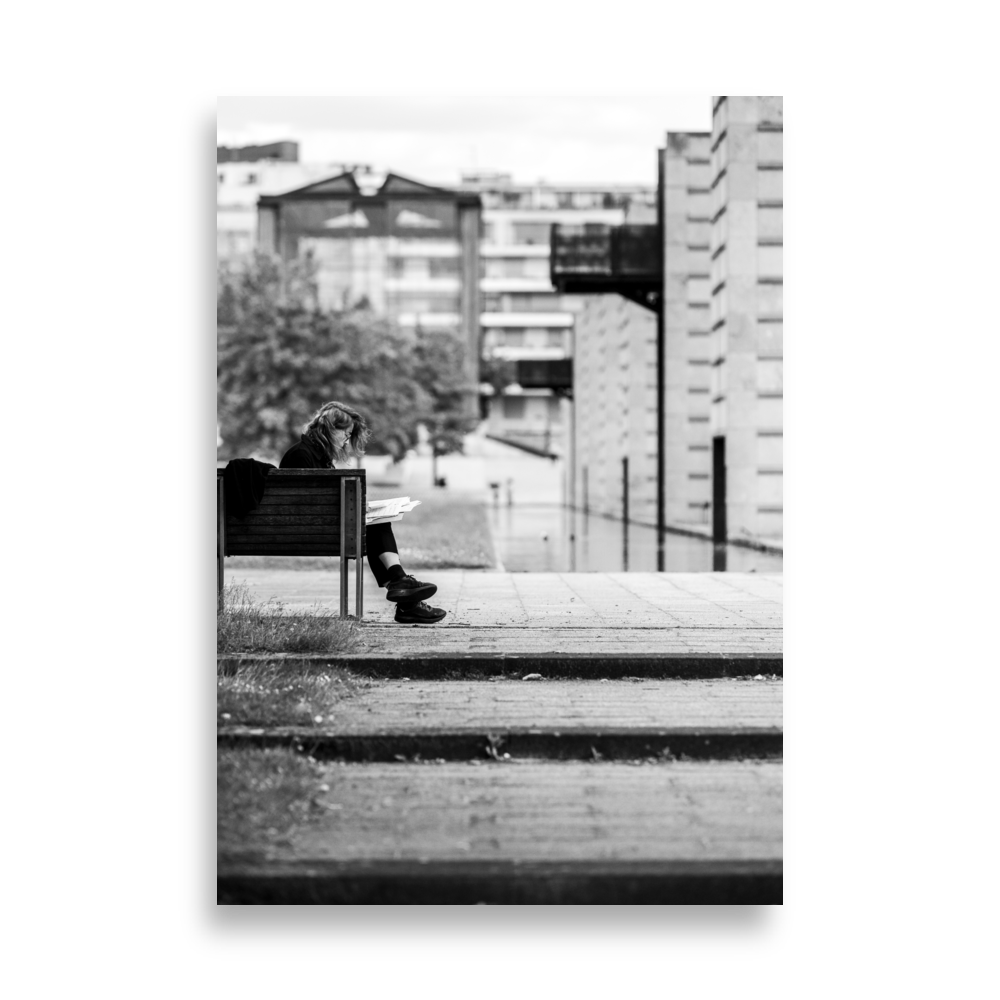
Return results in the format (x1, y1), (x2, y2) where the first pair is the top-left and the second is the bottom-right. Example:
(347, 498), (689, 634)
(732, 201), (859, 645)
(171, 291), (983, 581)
(217, 468), (366, 558)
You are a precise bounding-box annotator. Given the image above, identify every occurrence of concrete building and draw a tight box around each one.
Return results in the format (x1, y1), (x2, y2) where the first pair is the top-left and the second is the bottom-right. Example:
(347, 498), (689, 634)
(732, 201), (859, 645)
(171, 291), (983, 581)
(707, 96), (783, 544)
(558, 96), (782, 548)
(256, 170), (482, 419)
(572, 295), (658, 522)
(460, 172), (655, 456)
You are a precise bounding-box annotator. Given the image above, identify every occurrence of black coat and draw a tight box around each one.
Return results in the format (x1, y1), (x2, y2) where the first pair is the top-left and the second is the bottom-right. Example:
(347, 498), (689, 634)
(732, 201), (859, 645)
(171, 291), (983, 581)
(279, 436), (329, 470)
(222, 458), (276, 518)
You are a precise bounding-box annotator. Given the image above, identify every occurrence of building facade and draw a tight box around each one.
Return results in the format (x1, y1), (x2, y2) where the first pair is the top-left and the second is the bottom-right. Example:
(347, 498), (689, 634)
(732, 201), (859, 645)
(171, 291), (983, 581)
(707, 96), (783, 543)
(255, 170), (482, 419)
(572, 295), (658, 521)
(216, 142), (379, 263)
(460, 172), (655, 456)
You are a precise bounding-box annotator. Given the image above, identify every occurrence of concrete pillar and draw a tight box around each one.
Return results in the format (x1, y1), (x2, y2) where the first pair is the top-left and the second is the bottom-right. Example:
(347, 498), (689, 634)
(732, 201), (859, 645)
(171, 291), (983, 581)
(664, 132), (713, 530)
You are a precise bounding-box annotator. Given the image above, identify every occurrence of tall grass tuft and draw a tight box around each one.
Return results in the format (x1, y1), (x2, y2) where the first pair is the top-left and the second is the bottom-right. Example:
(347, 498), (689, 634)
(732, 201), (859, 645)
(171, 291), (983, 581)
(218, 660), (367, 727)
(217, 582), (359, 654)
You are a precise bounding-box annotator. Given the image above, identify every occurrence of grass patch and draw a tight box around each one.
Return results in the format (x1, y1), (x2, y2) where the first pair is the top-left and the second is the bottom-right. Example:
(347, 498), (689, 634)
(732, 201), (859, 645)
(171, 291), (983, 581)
(218, 748), (325, 855)
(392, 494), (495, 569)
(217, 582), (359, 654)
(218, 660), (369, 727)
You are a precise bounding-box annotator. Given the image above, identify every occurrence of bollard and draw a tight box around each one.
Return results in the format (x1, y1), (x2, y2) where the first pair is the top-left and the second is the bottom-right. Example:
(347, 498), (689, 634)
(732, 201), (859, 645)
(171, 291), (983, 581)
(622, 456), (629, 571)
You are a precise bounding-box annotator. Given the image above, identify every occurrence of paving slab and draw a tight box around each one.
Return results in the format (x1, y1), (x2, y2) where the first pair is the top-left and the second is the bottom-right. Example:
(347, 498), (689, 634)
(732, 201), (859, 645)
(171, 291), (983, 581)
(299, 678), (782, 732)
(218, 678), (783, 760)
(281, 759), (783, 860)
(223, 569), (783, 665)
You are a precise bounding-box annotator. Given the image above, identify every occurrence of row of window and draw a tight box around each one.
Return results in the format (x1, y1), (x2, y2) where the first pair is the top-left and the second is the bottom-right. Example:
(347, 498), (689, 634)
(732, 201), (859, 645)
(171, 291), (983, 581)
(368, 291), (573, 315)
(388, 257), (461, 278)
(385, 255), (561, 279)
(478, 191), (652, 212)
(483, 293), (563, 312)
(481, 257), (551, 279)
(488, 329), (566, 348)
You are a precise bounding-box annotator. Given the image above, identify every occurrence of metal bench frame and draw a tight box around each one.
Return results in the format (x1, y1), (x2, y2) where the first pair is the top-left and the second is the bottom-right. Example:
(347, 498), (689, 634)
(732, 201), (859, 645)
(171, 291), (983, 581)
(217, 468), (366, 619)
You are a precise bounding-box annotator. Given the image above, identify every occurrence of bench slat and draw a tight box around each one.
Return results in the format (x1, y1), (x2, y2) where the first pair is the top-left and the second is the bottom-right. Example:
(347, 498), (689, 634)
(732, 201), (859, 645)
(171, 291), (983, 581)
(225, 544), (353, 556)
(259, 487), (343, 496)
(226, 514), (341, 526)
(236, 505), (339, 517)
(255, 496), (338, 507)
(227, 526), (342, 538)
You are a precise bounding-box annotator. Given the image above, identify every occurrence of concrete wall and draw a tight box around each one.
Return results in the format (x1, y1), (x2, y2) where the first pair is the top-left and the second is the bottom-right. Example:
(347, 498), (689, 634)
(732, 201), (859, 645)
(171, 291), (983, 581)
(709, 96), (783, 542)
(572, 295), (657, 524)
(664, 133), (714, 530)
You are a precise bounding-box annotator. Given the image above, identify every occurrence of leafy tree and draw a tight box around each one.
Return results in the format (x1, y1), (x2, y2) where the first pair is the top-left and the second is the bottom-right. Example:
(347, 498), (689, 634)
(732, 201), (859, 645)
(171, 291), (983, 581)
(218, 252), (476, 463)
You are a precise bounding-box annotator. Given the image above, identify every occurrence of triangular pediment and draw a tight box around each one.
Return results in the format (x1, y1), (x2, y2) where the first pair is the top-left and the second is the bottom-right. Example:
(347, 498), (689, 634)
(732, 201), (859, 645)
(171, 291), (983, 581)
(280, 172), (361, 197)
(378, 172), (456, 196)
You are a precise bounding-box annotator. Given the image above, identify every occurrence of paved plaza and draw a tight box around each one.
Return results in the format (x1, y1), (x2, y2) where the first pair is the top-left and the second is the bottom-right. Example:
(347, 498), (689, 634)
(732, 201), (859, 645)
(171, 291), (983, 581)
(226, 567), (782, 658)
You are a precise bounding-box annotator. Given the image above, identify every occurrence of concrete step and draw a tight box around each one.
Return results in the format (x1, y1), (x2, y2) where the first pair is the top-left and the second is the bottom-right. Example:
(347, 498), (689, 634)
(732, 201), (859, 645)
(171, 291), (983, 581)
(218, 678), (782, 761)
(218, 649), (781, 679)
(218, 759), (782, 904)
(218, 858), (782, 905)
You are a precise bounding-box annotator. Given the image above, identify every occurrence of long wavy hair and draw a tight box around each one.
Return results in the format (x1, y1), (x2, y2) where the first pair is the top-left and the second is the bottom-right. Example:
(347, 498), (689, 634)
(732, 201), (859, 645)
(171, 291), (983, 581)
(302, 401), (370, 466)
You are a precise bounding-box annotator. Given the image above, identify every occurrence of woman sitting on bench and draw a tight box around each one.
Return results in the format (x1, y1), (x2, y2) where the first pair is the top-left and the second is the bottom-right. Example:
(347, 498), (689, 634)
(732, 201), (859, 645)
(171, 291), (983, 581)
(280, 401), (446, 625)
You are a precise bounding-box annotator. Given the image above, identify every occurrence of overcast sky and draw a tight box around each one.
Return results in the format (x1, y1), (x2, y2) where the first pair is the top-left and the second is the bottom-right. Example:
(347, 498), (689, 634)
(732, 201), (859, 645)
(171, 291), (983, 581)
(217, 96), (713, 187)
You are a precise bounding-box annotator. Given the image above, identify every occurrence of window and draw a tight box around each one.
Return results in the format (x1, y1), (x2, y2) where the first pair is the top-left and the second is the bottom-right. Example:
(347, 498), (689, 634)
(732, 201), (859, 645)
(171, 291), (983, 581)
(502, 329), (526, 347)
(546, 330), (564, 348)
(429, 257), (459, 277)
(512, 222), (552, 245)
(395, 294), (460, 314)
(502, 396), (526, 419)
(483, 294), (502, 312)
(508, 293), (559, 312)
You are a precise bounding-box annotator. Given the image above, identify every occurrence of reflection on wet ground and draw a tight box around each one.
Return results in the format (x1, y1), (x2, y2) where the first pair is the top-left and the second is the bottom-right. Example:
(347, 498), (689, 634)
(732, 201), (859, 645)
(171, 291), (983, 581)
(488, 504), (783, 573)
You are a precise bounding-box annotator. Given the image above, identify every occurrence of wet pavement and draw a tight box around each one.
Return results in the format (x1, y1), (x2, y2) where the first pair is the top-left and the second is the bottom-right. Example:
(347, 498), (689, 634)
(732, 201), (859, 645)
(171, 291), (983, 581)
(487, 504), (782, 573)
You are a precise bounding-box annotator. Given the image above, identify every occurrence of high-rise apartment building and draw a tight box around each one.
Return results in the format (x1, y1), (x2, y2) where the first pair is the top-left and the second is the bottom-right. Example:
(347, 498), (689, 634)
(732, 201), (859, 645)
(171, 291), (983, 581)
(460, 172), (655, 456)
(706, 97), (783, 544)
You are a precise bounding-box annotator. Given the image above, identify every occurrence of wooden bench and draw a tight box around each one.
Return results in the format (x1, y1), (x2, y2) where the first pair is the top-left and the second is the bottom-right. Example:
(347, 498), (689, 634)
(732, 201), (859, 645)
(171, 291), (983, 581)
(217, 468), (366, 619)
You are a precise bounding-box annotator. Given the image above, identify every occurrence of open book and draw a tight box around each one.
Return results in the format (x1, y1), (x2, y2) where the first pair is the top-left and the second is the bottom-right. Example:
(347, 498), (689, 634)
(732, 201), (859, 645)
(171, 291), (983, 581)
(366, 496), (422, 526)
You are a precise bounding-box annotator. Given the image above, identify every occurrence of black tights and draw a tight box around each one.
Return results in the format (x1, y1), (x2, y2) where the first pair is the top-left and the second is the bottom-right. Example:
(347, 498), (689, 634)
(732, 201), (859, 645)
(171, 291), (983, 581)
(365, 522), (400, 587)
